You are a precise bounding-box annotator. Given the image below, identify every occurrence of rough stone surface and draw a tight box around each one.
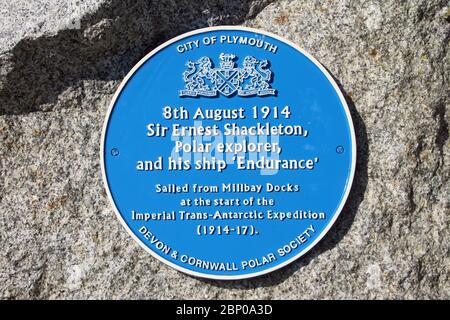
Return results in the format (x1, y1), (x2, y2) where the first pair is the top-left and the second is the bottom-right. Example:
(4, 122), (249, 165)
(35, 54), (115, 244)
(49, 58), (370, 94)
(0, 0), (449, 299)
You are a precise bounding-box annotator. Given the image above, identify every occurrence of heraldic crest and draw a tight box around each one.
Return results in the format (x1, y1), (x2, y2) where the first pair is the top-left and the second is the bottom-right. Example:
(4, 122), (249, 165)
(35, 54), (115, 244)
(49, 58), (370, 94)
(179, 53), (276, 97)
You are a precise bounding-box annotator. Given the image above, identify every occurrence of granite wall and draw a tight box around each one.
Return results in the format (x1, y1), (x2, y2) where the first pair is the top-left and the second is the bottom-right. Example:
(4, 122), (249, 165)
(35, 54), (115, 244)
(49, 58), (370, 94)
(0, 0), (449, 299)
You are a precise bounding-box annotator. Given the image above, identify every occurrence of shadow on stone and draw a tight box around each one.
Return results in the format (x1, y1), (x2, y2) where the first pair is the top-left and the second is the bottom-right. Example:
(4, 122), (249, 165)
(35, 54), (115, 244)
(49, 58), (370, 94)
(0, 0), (275, 115)
(198, 75), (369, 289)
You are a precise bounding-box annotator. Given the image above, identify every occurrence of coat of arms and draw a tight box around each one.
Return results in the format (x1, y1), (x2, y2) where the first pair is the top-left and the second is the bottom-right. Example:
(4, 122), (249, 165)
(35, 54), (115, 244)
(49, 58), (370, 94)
(179, 53), (276, 97)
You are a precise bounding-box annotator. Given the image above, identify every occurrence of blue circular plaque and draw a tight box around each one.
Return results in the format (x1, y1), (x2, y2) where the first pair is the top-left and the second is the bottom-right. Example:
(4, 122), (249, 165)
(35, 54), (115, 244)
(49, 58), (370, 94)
(101, 26), (356, 279)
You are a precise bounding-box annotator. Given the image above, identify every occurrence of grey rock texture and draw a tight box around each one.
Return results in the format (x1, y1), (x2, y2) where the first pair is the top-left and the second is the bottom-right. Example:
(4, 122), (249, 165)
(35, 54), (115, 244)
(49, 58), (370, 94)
(0, 0), (449, 299)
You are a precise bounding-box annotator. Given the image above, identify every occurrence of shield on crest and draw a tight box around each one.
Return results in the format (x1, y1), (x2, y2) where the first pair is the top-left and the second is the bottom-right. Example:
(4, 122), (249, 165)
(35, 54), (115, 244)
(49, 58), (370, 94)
(213, 68), (240, 96)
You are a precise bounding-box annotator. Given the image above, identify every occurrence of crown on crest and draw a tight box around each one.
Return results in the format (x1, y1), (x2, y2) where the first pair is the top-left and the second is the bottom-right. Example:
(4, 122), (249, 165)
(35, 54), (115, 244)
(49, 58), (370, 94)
(219, 53), (236, 70)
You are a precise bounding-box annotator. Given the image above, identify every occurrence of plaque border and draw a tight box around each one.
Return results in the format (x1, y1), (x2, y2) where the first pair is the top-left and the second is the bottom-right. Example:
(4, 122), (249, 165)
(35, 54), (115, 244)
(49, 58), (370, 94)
(100, 26), (357, 280)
